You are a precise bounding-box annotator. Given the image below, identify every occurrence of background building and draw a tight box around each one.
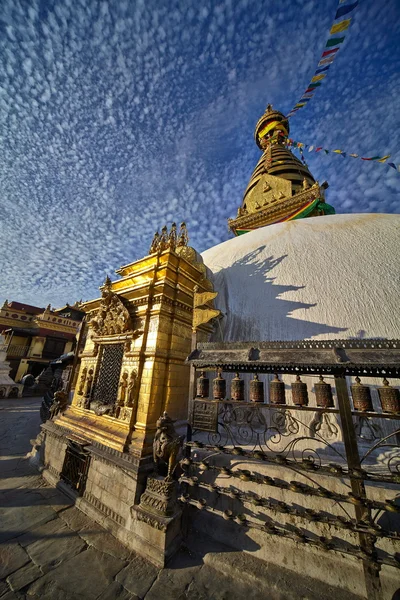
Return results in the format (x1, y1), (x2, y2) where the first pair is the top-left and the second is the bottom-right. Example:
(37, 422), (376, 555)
(0, 300), (85, 381)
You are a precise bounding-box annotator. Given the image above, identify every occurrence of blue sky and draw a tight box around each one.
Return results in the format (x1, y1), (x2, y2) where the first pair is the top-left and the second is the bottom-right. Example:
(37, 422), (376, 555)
(0, 0), (399, 307)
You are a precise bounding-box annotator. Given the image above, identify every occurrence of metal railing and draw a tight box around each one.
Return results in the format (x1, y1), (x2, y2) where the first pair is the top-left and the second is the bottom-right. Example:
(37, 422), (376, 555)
(183, 341), (400, 600)
(6, 344), (29, 357)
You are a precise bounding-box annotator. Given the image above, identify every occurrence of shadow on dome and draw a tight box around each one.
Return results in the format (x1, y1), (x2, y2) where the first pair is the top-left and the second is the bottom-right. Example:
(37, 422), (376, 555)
(208, 246), (348, 342)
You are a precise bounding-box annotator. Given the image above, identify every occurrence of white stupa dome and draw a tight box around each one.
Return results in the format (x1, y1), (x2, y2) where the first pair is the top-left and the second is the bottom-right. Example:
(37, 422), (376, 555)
(201, 213), (400, 342)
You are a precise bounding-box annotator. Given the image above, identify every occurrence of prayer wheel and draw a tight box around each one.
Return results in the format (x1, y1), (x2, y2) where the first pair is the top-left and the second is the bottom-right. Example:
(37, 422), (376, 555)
(269, 373), (285, 405)
(351, 377), (373, 412)
(231, 372), (245, 402)
(378, 379), (400, 413)
(291, 375), (308, 406)
(196, 371), (209, 398)
(250, 374), (264, 403)
(213, 371), (226, 400)
(315, 375), (334, 408)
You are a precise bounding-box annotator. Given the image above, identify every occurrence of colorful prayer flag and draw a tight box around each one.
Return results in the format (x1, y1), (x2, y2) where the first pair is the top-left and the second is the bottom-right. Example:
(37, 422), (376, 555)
(286, 0), (358, 118)
(330, 19), (351, 35)
(311, 74), (327, 82)
(315, 65), (331, 74)
(326, 36), (345, 48)
(377, 155), (390, 163)
(335, 1), (358, 20)
(321, 48), (340, 58)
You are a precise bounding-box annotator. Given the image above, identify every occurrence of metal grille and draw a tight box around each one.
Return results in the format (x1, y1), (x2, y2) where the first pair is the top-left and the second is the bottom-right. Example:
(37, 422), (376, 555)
(61, 441), (90, 495)
(93, 343), (124, 405)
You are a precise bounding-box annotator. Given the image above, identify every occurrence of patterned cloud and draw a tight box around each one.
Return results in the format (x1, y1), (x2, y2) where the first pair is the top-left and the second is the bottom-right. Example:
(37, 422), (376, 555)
(0, 0), (399, 307)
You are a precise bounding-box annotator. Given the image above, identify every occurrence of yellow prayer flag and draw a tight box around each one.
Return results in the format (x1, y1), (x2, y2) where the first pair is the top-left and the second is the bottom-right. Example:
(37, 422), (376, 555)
(330, 19), (351, 35)
(333, 149), (343, 154)
(311, 74), (326, 83)
(377, 155), (390, 163)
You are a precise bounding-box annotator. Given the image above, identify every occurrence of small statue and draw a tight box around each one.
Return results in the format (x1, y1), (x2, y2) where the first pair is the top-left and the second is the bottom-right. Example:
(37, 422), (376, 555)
(126, 370), (137, 407)
(149, 231), (160, 254)
(50, 389), (68, 419)
(153, 412), (184, 481)
(168, 222), (177, 251)
(78, 367), (87, 395)
(302, 177), (310, 190)
(83, 369), (94, 408)
(118, 372), (128, 406)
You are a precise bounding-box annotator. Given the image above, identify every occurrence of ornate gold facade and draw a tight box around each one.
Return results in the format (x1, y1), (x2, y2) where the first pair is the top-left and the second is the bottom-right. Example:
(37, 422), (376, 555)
(54, 232), (214, 459)
(228, 105), (335, 235)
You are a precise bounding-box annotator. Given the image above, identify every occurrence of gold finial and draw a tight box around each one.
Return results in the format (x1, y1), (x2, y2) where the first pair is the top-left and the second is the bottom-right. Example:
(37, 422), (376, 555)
(266, 103), (273, 112)
(159, 226), (169, 251)
(149, 231), (160, 254)
(103, 275), (112, 290)
(168, 222), (177, 251)
(177, 222), (189, 247)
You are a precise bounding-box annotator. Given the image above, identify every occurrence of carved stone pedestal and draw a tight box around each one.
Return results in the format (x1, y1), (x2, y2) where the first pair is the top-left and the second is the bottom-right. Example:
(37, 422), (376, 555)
(131, 475), (182, 567)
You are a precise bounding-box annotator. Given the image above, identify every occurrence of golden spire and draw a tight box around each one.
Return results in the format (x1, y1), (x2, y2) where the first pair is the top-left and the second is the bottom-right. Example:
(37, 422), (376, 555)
(228, 105), (334, 236)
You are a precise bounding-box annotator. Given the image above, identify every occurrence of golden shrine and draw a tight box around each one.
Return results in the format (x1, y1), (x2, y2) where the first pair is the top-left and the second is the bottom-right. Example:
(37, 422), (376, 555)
(228, 104), (335, 235)
(39, 223), (215, 564)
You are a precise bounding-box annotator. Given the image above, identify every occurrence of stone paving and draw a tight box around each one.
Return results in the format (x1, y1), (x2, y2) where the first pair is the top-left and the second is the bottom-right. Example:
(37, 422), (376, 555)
(0, 398), (365, 600)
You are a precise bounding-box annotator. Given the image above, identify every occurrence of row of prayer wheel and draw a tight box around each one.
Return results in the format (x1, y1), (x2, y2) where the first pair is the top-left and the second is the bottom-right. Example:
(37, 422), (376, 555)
(196, 372), (400, 413)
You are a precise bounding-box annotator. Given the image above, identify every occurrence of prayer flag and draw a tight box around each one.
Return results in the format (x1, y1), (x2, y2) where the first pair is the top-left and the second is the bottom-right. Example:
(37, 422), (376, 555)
(321, 48), (340, 57)
(308, 146), (314, 152)
(315, 147), (322, 152)
(294, 103), (306, 108)
(333, 149), (343, 154)
(311, 74), (326, 82)
(377, 155), (390, 163)
(326, 36), (345, 48)
(330, 19), (351, 35)
(335, 1), (358, 20)
(349, 153), (359, 158)
(305, 87), (316, 93)
(388, 163), (396, 169)
(308, 82), (322, 88)
(318, 55), (336, 66)
(299, 97), (311, 102)
(315, 65), (331, 74)
(324, 150), (330, 154)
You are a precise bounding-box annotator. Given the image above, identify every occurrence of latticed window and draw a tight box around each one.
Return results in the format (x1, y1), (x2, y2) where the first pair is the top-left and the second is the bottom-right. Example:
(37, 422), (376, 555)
(93, 343), (124, 406)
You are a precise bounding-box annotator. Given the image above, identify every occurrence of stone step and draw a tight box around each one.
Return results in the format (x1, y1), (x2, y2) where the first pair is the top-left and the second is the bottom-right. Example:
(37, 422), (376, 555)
(184, 529), (365, 600)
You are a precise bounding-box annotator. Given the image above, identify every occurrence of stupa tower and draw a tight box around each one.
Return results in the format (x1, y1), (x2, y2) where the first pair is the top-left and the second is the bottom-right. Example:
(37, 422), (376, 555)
(228, 104), (335, 235)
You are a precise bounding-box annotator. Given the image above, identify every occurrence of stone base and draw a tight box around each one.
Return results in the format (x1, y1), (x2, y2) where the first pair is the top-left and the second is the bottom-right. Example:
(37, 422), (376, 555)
(130, 504), (182, 567)
(34, 420), (182, 568)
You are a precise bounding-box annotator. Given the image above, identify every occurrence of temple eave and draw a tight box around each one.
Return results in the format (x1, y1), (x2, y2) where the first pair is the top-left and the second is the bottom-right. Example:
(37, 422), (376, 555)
(229, 185), (325, 234)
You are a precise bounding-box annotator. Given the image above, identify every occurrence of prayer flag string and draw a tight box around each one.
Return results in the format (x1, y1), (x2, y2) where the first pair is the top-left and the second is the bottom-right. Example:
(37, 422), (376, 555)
(287, 1), (359, 118)
(286, 138), (399, 173)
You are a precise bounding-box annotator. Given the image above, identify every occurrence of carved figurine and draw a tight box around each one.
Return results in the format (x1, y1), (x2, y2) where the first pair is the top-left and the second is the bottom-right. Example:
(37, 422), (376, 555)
(126, 370), (137, 407)
(50, 389), (68, 419)
(78, 367), (87, 395)
(118, 372), (129, 406)
(153, 412), (184, 481)
(83, 368), (94, 408)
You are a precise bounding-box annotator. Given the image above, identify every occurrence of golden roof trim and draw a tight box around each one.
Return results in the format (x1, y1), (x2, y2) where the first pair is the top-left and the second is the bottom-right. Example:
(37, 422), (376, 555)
(229, 184), (321, 231)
